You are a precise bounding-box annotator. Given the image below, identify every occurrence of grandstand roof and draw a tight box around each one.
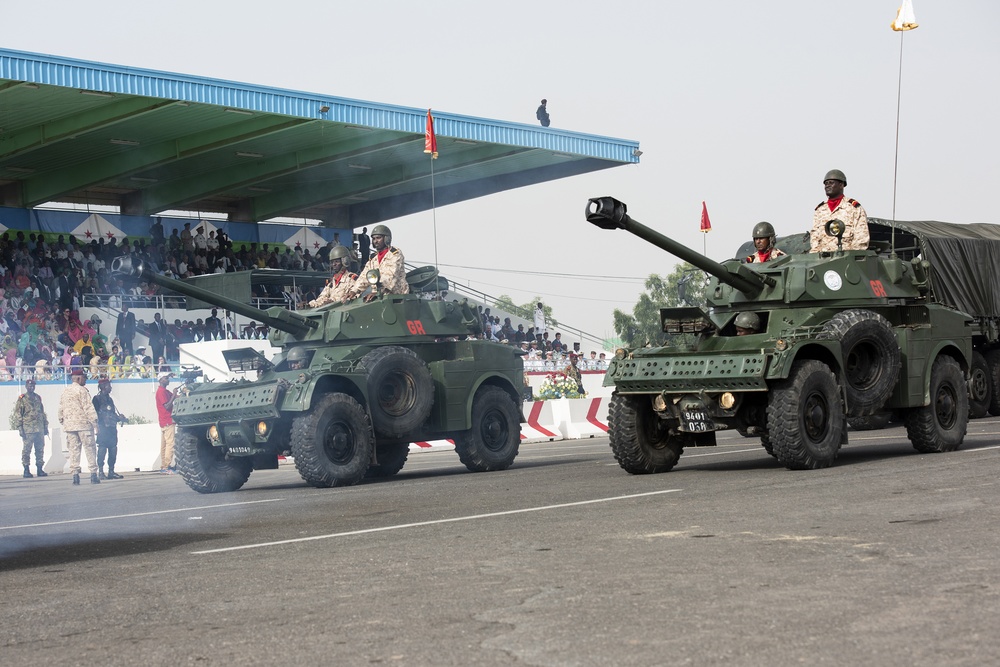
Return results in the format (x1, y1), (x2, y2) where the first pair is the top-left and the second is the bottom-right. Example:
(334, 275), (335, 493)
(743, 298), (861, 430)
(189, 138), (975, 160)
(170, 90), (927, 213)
(0, 48), (639, 229)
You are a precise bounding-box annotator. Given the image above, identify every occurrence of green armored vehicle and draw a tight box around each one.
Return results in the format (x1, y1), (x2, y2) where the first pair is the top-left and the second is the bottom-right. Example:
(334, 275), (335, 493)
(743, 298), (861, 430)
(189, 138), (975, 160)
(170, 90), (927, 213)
(586, 196), (976, 472)
(114, 257), (524, 493)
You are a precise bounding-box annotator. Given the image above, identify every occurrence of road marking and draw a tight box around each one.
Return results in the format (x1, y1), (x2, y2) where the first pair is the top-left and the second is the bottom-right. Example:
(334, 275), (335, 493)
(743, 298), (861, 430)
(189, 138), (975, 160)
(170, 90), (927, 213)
(193, 489), (682, 555)
(682, 448), (762, 458)
(0, 498), (283, 531)
(962, 445), (1000, 452)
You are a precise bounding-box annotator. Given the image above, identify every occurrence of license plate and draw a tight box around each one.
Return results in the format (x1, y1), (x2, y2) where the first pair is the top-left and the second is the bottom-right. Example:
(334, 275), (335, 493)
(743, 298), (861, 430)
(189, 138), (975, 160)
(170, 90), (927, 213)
(227, 446), (253, 456)
(682, 410), (711, 432)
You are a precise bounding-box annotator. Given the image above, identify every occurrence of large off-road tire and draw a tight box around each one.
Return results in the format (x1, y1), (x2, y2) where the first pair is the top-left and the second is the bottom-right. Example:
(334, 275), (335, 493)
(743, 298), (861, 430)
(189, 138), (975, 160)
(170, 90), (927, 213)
(455, 386), (521, 472)
(847, 412), (892, 431)
(821, 309), (900, 417)
(175, 427), (253, 494)
(760, 433), (776, 457)
(767, 360), (845, 470)
(359, 346), (434, 438)
(986, 350), (1000, 416)
(291, 393), (373, 487)
(968, 350), (991, 419)
(365, 443), (410, 478)
(904, 356), (968, 453)
(607, 393), (684, 474)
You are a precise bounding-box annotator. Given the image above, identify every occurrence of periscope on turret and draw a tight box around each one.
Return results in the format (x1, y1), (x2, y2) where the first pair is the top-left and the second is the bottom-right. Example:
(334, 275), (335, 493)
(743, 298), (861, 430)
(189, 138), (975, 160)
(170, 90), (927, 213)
(111, 256), (525, 493)
(586, 196), (989, 474)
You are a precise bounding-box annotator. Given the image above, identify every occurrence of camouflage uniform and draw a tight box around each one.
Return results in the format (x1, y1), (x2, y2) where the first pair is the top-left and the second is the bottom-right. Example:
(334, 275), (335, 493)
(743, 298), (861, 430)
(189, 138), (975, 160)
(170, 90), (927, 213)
(308, 270), (359, 307)
(12, 391), (48, 468)
(810, 197), (869, 252)
(58, 382), (99, 475)
(346, 247), (410, 299)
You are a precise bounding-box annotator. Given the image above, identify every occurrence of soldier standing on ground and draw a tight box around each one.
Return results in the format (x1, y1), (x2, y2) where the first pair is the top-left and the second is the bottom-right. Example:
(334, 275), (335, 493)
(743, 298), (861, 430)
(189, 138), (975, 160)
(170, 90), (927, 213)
(93, 378), (127, 480)
(344, 225), (409, 303)
(746, 222), (786, 263)
(12, 378), (49, 478)
(810, 169), (869, 252)
(307, 246), (359, 308)
(59, 368), (100, 485)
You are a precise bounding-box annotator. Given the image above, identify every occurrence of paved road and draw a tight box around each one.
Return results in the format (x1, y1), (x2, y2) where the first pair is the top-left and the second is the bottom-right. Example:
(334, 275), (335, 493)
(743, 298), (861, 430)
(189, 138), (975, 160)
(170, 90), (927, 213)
(2, 420), (999, 666)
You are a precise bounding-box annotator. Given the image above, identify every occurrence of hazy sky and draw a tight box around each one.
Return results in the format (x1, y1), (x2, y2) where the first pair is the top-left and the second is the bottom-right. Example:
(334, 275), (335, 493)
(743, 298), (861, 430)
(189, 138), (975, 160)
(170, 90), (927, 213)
(5, 1), (999, 343)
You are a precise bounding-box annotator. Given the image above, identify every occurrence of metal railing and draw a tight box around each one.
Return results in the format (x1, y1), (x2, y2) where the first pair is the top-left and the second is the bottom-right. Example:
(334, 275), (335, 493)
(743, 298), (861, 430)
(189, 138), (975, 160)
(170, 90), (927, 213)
(0, 363), (160, 384)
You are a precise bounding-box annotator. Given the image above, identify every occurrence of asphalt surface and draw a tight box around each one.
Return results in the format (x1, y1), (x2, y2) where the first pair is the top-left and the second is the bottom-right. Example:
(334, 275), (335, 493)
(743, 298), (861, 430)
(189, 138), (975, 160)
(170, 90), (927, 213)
(2, 419), (999, 667)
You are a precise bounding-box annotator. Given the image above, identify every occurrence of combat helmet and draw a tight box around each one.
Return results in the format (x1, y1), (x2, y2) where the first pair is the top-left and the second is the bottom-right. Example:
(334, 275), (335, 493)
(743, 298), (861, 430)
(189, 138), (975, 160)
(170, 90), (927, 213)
(752, 221), (776, 248)
(285, 346), (310, 370)
(329, 244), (352, 265)
(370, 224), (392, 246)
(734, 311), (761, 332)
(823, 169), (847, 185)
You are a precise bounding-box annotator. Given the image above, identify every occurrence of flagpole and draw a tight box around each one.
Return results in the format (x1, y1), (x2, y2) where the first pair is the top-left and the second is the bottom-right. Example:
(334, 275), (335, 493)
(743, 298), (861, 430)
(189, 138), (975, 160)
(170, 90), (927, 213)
(431, 157), (438, 271)
(890, 28), (905, 255)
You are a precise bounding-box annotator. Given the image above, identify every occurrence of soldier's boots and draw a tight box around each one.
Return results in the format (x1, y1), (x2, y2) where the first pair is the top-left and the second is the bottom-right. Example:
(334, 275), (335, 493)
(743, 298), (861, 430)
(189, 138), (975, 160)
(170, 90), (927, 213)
(107, 470), (123, 480)
(36, 466), (47, 477)
(72, 473), (81, 485)
(90, 473), (101, 485)
(98, 468), (107, 480)
(23, 466), (33, 478)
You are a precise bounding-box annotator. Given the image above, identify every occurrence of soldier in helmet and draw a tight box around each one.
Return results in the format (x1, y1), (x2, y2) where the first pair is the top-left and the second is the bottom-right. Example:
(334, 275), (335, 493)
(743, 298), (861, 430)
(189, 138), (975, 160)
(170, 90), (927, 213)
(307, 245), (358, 308)
(344, 224), (410, 303)
(746, 222), (786, 263)
(286, 346), (310, 371)
(810, 169), (869, 253)
(734, 312), (761, 336)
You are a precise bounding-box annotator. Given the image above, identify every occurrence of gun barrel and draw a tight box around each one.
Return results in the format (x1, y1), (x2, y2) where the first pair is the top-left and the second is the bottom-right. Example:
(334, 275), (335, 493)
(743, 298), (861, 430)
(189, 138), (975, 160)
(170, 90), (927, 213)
(112, 257), (317, 337)
(586, 197), (765, 296)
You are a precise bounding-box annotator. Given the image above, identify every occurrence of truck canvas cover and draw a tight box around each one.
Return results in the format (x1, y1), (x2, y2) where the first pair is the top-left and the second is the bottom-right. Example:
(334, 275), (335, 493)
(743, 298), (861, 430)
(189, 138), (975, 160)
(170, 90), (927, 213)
(868, 218), (1000, 318)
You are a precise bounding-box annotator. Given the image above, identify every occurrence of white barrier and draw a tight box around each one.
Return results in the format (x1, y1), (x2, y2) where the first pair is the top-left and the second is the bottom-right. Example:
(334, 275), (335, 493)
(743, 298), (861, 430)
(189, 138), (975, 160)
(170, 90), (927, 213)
(553, 397), (610, 439)
(409, 439), (455, 453)
(520, 400), (564, 443)
(0, 424), (165, 475)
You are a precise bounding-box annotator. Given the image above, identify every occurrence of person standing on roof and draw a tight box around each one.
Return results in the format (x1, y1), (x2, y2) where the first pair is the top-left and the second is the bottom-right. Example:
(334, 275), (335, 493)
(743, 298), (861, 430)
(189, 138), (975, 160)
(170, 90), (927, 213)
(308, 246), (359, 308)
(344, 225), (409, 303)
(810, 169), (869, 252)
(746, 222), (786, 263)
(536, 99), (550, 127)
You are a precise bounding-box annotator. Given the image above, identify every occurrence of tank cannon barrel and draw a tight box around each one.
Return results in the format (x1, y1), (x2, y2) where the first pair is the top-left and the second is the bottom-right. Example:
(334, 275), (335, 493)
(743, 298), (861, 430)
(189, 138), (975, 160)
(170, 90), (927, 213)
(585, 196), (769, 296)
(111, 257), (318, 338)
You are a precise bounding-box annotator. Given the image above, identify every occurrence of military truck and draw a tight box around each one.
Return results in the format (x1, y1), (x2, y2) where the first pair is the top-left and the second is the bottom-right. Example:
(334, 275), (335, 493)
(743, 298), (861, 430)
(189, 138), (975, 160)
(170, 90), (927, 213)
(114, 257), (524, 493)
(586, 196), (978, 473)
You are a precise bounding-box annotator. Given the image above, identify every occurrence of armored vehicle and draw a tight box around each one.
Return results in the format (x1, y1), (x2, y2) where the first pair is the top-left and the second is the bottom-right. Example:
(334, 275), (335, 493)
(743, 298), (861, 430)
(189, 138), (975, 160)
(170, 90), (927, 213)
(586, 196), (976, 473)
(114, 257), (524, 493)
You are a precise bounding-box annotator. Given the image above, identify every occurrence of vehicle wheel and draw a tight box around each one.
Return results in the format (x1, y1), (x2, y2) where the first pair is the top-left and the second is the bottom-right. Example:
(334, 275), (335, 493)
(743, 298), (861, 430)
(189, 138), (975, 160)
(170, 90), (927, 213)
(760, 433), (776, 457)
(366, 443), (410, 478)
(904, 356), (968, 453)
(455, 386), (521, 472)
(360, 346), (434, 438)
(767, 360), (845, 470)
(821, 309), (900, 416)
(175, 427), (253, 494)
(986, 350), (1000, 416)
(969, 350), (991, 418)
(608, 393), (685, 474)
(847, 412), (892, 431)
(291, 393), (373, 487)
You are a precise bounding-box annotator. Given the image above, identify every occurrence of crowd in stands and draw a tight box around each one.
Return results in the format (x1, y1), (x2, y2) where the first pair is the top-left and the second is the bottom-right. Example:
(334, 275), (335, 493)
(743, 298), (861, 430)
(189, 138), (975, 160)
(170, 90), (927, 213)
(473, 307), (608, 372)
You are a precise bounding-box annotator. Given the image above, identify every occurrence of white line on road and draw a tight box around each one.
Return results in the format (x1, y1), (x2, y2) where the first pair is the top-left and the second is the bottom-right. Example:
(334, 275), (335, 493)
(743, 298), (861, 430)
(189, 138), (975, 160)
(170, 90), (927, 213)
(193, 489), (682, 555)
(0, 498), (284, 531)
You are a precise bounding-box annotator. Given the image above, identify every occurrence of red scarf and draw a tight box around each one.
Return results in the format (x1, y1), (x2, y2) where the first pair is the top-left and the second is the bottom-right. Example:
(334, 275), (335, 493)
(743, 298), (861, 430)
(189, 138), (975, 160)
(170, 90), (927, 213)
(377, 248), (390, 263)
(827, 195), (844, 212)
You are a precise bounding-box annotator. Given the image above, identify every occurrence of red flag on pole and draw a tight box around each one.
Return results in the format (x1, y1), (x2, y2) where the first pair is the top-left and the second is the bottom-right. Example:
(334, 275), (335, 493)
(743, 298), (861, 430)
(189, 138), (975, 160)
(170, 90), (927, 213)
(424, 109), (438, 159)
(700, 201), (712, 233)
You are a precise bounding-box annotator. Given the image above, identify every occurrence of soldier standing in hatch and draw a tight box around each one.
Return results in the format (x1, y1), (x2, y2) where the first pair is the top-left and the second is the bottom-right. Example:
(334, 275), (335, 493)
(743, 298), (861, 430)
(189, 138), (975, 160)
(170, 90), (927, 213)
(344, 224), (409, 303)
(59, 368), (100, 485)
(308, 246), (358, 308)
(810, 169), (869, 253)
(12, 378), (49, 479)
(746, 222), (786, 263)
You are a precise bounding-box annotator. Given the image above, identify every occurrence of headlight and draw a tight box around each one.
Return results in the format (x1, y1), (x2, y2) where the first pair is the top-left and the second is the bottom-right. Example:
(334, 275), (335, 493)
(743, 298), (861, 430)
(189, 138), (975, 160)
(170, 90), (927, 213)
(615, 348), (627, 359)
(207, 425), (219, 440)
(719, 392), (736, 409)
(366, 268), (381, 285)
(256, 421), (269, 436)
(653, 394), (668, 412)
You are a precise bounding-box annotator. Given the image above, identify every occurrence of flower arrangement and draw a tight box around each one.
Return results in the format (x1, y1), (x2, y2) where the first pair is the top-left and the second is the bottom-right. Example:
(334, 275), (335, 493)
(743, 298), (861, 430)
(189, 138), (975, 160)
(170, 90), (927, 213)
(534, 372), (585, 400)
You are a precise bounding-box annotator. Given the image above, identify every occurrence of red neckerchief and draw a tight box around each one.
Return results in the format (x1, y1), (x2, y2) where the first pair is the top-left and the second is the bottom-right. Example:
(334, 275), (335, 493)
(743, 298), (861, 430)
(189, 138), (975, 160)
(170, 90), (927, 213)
(333, 272), (343, 286)
(377, 248), (390, 263)
(755, 249), (772, 262)
(827, 195), (844, 212)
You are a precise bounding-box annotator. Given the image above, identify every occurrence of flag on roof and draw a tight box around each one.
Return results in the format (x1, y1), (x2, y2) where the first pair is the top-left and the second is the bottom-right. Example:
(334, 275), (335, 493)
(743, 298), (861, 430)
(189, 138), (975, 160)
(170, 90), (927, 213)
(700, 202), (712, 233)
(891, 0), (919, 31)
(283, 227), (328, 252)
(72, 214), (126, 243)
(424, 109), (438, 159)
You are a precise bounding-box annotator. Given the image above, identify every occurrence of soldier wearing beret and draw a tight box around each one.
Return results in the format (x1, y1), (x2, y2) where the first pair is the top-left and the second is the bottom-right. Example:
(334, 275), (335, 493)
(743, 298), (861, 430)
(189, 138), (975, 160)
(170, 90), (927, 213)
(93, 378), (127, 480)
(12, 378), (49, 478)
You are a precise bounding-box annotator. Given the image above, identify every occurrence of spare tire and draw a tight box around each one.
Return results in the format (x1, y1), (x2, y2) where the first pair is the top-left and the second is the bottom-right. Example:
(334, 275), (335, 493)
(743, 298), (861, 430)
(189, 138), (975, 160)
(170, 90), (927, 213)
(821, 309), (900, 417)
(359, 345), (434, 438)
